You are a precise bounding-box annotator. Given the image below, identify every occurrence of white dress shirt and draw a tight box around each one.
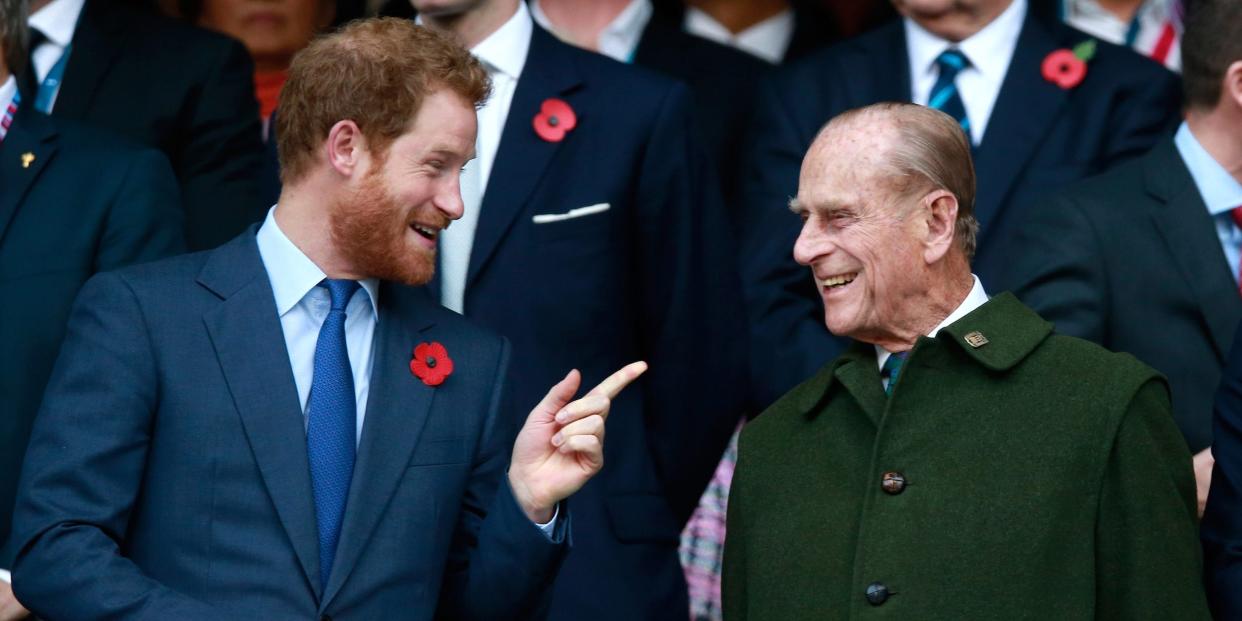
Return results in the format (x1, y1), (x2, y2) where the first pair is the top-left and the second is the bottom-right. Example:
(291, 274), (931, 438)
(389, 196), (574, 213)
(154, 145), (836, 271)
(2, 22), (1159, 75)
(255, 208), (558, 532)
(434, 1), (532, 313)
(26, 0), (85, 112)
(905, 0), (1026, 145)
(684, 6), (793, 64)
(530, 0), (653, 63)
(1174, 123), (1242, 283)
(876, 275), (990, 376)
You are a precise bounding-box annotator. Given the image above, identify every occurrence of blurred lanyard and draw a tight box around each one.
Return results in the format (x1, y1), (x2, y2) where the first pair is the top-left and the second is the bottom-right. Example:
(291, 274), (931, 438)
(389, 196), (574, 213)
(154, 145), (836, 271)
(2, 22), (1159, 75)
(33, 43), (72, 114)
(0, 91), (18, 144)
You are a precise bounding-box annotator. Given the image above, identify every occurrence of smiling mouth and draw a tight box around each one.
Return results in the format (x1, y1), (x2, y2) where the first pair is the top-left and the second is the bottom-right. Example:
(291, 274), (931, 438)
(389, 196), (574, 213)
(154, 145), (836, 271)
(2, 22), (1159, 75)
(410, 223), (440, 241)
(820, 273), (857, 289)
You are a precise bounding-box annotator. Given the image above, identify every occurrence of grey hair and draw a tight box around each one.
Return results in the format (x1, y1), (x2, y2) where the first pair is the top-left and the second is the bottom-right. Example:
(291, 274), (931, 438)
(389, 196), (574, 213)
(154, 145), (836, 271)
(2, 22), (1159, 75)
(1, 0), (29, 77)
(818, 102), (980, 260)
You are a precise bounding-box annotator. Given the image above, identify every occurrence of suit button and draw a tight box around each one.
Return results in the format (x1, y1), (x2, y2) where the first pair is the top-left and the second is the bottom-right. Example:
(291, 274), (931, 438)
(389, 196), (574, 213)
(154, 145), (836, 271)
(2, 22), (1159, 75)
(881, 471), (906, 495)
(865, 582), (891, 605)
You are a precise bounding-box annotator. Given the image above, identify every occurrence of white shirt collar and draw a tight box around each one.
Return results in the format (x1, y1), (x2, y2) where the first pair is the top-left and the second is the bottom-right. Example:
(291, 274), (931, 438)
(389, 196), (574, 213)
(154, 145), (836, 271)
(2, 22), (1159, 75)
(471, 0), (533, 79)
(0, 76), (16, 114)
(255, 207), (380, 318)
(905, 0), (1026, 87)
(684, 6), (793, 64)
(1175, 122), (1242, 218)
(530, 0), (652, 63)
(875, 275), (990, 369)
(28, 0), (86, 48)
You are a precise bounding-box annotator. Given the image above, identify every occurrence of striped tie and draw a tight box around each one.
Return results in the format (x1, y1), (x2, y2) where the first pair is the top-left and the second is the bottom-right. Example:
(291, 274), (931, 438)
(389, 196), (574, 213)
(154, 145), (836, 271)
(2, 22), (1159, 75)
(929, 49), (972, 138)
(881, 351), (909, 396)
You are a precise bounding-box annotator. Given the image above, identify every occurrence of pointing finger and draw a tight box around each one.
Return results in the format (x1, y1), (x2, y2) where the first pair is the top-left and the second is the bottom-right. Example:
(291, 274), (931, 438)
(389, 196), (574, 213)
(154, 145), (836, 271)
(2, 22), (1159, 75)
(586, 361), (647, 400)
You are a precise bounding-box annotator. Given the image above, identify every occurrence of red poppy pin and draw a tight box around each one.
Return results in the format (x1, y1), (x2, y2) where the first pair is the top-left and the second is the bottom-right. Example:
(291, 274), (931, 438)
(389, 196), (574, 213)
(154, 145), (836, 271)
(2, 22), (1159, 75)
(533, 98), (577, 143)
(1042, 39), (1097, 90)
(410, 342), (453, 387)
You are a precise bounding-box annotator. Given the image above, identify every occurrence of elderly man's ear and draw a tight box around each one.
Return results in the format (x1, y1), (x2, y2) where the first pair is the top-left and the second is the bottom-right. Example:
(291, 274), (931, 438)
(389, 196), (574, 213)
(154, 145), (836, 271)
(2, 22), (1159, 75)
(921, 190), (960, 264)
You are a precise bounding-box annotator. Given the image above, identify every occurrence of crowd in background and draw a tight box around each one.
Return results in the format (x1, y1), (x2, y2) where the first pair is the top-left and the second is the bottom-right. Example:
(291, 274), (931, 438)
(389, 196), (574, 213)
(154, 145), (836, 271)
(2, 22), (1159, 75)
(2, 0), (1242, 619)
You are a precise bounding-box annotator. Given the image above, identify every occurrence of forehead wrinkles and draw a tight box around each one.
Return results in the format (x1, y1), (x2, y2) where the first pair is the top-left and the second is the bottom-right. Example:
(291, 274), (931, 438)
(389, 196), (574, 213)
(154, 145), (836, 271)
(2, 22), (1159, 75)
(802, 121), (898, 211)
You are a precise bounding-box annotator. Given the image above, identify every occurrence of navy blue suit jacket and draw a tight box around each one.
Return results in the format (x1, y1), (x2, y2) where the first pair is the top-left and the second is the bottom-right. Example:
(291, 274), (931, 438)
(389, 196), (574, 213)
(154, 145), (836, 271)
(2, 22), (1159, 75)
(18, 0), (267, 251)
(738, 12), (1181, 407)
(426, 26), (749, 621)
(1203, 321), (1242, 618)
(10, 232), (566, 620)
(0, 107), (183, 562)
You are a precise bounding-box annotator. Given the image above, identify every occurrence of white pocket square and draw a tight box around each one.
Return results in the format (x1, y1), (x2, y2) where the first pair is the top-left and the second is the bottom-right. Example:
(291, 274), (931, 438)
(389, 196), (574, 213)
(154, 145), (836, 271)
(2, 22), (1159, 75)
(532, 203), (611, 224)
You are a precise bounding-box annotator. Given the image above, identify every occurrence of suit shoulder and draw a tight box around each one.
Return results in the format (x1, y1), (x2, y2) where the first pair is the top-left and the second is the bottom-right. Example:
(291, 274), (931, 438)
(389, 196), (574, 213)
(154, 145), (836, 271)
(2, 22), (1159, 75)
(549, 34), (685, 99)
(771, 20), (899, 86)
(1047, 146), (1163, 214)
(1035, 332), (1165, 392)
(92, 247), (214, 293)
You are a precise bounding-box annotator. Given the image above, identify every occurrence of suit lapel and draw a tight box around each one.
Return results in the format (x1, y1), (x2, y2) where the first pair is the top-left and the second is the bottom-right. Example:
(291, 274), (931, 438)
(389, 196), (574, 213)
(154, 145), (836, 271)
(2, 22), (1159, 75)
(0, 110), (58, 244)
(1147, 142), (1242, 360)
(465, 27), (583, 288)
(199, 234), (322, 599)
(972, 12), (1068, 238)
(320, 284), (438, 609)
(53, 0), (125, 119)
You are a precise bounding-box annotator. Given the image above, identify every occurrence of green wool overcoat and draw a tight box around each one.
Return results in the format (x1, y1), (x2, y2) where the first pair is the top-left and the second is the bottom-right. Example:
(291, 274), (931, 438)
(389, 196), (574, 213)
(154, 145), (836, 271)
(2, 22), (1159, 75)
(723, 293), (1210, 620)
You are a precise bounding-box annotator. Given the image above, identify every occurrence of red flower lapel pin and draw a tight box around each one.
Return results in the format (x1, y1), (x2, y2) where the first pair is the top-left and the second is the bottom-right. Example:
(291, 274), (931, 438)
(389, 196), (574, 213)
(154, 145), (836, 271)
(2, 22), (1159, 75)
(533, 98), (577, 143)
(410, 342), (453, 387)
(1042, 39), (1097, 90)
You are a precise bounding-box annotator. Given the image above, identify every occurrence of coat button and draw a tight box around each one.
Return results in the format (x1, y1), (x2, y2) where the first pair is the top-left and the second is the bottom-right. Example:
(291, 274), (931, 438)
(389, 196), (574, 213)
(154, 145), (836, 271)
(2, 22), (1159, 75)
(865, 582), (890, 605)
(881, 471), (906, 495)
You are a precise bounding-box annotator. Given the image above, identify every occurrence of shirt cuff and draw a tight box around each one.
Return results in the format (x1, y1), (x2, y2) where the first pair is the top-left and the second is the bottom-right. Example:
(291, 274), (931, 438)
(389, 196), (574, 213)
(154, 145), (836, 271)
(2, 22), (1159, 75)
(535, 503), (560, 539)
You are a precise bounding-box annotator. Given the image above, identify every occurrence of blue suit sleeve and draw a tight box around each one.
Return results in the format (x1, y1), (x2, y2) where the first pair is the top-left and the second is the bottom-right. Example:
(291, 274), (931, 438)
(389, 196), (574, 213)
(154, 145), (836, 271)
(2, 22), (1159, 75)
(436, 338), (568, 621)
(10, 273), (219, 620)
(1202, 322), (1242, 618)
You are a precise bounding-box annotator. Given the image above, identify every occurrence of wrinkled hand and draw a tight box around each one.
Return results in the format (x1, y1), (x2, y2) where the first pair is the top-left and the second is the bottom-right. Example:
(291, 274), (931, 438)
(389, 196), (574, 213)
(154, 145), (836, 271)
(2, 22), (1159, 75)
(0, 579), (30, 621)
(1194, 447), (1214, 518)
(509, 362), (648, 523)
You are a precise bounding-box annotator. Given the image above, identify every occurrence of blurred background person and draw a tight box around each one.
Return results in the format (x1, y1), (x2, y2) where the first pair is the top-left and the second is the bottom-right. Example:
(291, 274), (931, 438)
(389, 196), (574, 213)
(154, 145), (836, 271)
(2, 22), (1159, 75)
(413, 0), (750, 619)
(18, 0), (266, 250)
(739, 0), (1181, 409)
(1009, 0), (1242, 517)
(1059, 0), (1183, 70)
(0, 0), (185, 616)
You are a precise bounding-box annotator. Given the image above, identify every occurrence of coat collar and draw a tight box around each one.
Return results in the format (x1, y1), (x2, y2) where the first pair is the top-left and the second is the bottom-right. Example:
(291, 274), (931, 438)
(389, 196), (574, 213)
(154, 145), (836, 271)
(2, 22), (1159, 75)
(0, 108), (59, 244)
(799, 293), (1053, 419)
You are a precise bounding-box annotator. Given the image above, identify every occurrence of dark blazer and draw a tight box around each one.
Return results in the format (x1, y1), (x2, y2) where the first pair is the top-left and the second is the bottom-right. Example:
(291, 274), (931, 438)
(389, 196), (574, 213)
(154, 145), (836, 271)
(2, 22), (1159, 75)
(425, 26), (750, 621)
(10, 232), (567, 620)
(0, 107), (183, 562)
(633, 14), (767, 228)
(725, 294), (1209, 619)
(649, 0), (845, 63)
(738, 10), (1181, 407)
(1203, 320), (1242, 619)
(19, 0), (267, 251)
(1005, 140), (1241, 452)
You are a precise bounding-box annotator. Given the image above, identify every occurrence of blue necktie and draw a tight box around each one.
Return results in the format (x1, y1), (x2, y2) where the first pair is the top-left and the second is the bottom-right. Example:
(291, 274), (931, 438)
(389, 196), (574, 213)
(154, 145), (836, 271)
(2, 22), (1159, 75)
(928, 49), (972, 137)
(882, 351), (909, 396)
(306, 279), (360, 590)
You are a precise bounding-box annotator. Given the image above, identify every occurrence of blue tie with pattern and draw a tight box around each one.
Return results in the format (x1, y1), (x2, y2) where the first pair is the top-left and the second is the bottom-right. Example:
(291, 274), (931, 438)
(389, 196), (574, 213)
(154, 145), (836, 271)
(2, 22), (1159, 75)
(306, 278), (361, 590)
(928, 49), (972, 137)
(882, 351), (909, 396)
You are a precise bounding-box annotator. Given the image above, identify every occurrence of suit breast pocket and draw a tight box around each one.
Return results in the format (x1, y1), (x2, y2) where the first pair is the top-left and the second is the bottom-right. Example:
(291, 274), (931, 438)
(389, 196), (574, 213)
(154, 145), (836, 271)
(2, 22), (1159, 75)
(531, 203), (615, 244)
(407, 436), (472, 468)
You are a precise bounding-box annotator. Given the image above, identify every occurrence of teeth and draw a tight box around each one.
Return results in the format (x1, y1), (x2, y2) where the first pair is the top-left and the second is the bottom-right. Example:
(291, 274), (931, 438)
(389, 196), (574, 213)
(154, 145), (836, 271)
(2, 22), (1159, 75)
(413, 225), (437, 238)
(821, 273), (857, 288)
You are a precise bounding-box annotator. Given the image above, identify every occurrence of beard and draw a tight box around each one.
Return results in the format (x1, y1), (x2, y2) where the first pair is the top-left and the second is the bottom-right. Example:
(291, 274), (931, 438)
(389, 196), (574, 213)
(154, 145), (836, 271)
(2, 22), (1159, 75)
(329, 171), (440, 286)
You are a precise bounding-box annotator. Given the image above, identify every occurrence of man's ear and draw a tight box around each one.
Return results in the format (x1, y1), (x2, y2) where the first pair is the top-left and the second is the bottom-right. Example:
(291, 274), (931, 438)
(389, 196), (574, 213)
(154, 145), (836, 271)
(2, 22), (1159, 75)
(325, 120), (369, 178)
(1226, 60), (1242, 111)
(922, 189), (959, 264)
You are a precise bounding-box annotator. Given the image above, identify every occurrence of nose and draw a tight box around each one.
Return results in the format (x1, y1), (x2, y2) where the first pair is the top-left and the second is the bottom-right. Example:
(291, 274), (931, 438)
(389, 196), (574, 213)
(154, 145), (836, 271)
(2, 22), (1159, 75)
(792, 218), (829, 266)
(438, 174), (466, 221)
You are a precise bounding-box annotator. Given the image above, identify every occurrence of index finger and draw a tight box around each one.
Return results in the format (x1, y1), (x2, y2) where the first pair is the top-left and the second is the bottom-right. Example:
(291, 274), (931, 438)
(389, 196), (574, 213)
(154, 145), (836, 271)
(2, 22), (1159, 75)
(586, 361), (648, 399)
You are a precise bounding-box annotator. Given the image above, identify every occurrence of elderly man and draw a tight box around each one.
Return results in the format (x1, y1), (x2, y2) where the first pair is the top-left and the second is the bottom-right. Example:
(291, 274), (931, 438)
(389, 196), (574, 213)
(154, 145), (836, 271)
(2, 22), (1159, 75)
(721, 103), (1210, 619)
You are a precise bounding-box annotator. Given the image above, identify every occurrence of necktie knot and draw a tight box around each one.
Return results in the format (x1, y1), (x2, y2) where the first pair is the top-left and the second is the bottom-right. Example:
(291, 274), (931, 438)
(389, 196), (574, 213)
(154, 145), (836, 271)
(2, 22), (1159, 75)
(882, 351), (909, 395)
(321, 279), (360, 312)
(935, 49), (970, 78)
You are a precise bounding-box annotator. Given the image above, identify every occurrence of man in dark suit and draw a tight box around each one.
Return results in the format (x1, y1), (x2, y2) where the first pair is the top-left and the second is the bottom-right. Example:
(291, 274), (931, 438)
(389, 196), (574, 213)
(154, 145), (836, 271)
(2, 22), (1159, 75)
(529, 0), (768, 233)
(1006, 0), (1242, 515)
(739, 0), (1181, 408)
(19, 0), (266, 250)
(0, 2), (184, 614)
(10, 20), (640, 619)
(415, 1), (749, 619)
